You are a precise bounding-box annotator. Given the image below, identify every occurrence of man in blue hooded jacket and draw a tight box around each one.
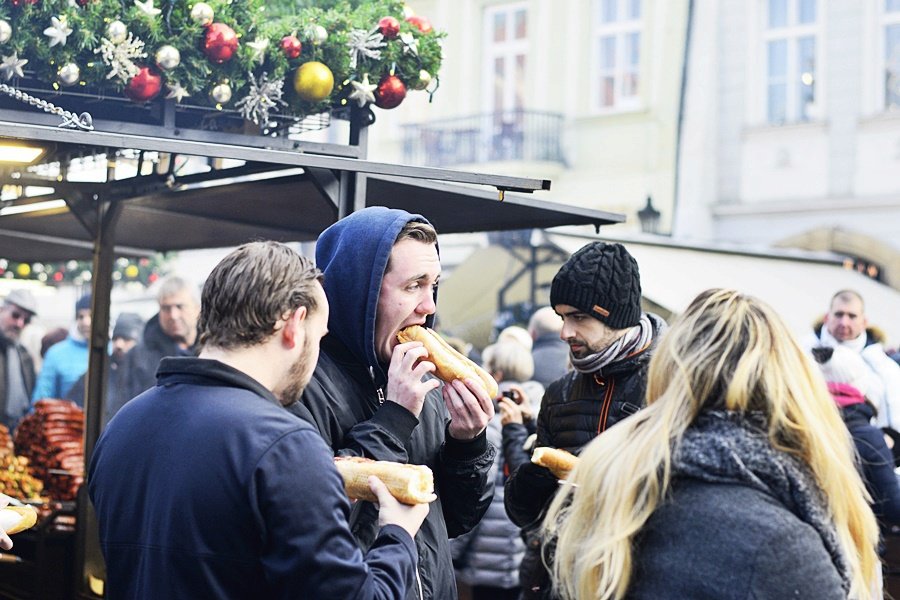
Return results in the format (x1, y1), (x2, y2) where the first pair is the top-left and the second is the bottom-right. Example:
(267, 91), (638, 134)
(290, 207), (496, 600)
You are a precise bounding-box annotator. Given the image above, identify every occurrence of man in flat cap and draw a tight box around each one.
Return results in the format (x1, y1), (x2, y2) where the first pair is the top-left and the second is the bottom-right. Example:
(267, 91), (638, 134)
(504, 241), (667, 599)
(0, 289), (38, 430)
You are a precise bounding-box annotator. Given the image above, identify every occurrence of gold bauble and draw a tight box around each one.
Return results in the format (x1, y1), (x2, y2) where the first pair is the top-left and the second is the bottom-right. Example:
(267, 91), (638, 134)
(293, 61), (334, 102)
(124, 264), (139, 278)
(15, 263), (30, 277)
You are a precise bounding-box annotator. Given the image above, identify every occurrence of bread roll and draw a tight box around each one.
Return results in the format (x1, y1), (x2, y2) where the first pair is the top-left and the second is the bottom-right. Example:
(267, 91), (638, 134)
(397, 326), (499, 398)
(334, 457), (437, 505)
(531, 447), (578, 479)
(0, 505), (37, 535)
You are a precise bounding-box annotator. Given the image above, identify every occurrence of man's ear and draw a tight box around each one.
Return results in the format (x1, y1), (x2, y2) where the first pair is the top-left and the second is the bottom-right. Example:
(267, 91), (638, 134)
(282, 306), (308, 348)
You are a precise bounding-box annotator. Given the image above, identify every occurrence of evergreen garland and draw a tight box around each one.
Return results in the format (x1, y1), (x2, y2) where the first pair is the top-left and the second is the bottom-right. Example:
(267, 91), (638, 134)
(0, 0), (442, 119)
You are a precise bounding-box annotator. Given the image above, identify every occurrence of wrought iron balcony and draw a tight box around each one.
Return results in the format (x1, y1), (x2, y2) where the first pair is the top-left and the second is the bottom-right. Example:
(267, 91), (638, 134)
(402, 110), (565, 168)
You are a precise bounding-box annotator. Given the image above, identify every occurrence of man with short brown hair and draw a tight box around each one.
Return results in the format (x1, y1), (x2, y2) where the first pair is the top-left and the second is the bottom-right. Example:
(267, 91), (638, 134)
(90, 241), (428, 599)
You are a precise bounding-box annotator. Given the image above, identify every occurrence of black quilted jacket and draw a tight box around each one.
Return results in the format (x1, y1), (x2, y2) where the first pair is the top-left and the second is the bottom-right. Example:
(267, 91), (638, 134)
(504, 312), (665, 599)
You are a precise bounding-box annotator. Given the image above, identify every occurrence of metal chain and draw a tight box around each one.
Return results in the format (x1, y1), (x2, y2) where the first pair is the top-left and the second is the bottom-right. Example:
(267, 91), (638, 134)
(0, 82), (94, 131)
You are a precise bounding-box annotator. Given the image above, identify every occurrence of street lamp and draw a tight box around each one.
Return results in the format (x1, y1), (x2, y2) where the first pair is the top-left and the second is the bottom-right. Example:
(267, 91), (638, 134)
(637, 195), (661, 234)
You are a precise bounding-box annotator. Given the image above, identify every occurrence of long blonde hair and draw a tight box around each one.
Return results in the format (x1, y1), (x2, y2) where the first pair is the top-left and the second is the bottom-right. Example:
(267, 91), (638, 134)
(541, 288), (879, 600)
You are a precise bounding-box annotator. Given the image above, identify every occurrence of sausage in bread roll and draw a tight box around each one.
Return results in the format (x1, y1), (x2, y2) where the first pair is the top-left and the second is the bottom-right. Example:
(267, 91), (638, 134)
(334, 456), (437, 505)
(531, 447), (578, 479)
(397, 326), (499, 398)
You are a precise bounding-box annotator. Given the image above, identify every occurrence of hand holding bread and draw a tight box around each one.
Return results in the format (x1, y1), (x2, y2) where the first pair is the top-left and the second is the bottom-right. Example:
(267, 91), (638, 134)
(334, 457), (437, 505)
(532, 447), (578, 479)
(397, 326), (499, 398)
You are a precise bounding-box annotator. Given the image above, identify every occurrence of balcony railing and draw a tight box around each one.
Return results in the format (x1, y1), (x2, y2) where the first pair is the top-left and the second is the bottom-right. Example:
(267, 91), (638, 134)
(402, 110), (566, 168)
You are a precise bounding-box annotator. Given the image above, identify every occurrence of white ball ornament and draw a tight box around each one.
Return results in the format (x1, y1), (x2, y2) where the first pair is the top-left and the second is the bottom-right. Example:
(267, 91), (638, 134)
(311, 25), (328, 45)
(155, 45), (181, 70)
(0, 20), (11, 45)
(191, 3), (214, 26)
(58, 63), (80, 86)
(107, 21), (127, 44)
(211, 82), (232, 104)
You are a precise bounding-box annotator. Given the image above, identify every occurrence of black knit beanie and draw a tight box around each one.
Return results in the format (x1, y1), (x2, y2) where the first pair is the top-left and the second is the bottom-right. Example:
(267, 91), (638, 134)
(550, 242), (642, 329)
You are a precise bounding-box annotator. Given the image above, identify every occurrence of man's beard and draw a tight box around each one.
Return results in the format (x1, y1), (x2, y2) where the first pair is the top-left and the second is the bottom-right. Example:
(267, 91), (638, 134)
(276, 340), (313, 406)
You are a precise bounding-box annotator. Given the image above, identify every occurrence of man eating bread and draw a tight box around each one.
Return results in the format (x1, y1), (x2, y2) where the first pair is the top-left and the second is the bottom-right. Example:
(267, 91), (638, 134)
(289, 206), (496, 600)
(89, 241), (428, 599)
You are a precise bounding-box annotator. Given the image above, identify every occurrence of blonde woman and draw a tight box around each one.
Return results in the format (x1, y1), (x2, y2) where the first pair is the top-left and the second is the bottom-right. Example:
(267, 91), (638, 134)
(543, 289), (879, 600)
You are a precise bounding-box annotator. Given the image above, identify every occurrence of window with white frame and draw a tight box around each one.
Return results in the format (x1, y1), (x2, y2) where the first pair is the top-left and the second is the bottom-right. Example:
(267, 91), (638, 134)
(764, 0), (819, 124)
(483, 3), (528, 116)
(592, 0), (642, 111)
(884, 0), (900, 109)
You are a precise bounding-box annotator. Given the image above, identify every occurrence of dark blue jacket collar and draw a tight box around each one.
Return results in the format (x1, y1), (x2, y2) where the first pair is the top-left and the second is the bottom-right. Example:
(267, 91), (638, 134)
(156, 357), (280, 407)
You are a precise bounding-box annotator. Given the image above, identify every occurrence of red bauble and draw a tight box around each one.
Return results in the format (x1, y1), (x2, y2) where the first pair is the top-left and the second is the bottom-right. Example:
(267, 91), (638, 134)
(378, 16), (400, 39)
(405, 15), (432, 34)
(280, 35), (302, 59)
(204, 23), (239, 64)
(375, 75), (407, 109)
(75, 0), (95, 5)
(125, 67), (162, 103)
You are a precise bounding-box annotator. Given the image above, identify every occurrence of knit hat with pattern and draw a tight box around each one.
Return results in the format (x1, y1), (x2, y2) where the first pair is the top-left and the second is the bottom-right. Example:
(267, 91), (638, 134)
(550, 242), (642, 329)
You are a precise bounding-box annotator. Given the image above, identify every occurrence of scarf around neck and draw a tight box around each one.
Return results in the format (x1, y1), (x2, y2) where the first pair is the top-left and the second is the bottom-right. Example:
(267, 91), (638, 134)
(673, 410), (851, 594)
(571, 313), (652, 374)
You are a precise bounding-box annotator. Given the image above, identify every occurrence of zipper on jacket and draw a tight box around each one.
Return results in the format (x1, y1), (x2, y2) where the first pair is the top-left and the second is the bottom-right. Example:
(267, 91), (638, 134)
(416, 567), (424, 600)
(597, 378), (615, 434)
(368, 366), (385, 405)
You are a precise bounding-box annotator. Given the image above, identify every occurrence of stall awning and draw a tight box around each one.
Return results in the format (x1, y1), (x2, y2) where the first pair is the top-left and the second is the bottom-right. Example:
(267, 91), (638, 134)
(548, 232), (900, 345)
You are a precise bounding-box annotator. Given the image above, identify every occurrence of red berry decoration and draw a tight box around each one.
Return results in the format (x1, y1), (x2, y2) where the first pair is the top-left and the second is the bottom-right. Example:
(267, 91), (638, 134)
(378, 16), (400, 39)
(124, 67), (162, 103)
(405, 15), (432, 34)
(375, 74), (407, 110)
(204, 23), (239, 64)
(280, 35), (302, 59)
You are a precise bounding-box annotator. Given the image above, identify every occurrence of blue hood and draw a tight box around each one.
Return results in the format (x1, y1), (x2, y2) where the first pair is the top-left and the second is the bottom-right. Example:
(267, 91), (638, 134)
(316, 207), (438, 386)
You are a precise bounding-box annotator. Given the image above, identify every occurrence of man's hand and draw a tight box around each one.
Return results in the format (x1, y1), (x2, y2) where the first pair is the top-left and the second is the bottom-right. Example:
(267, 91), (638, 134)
(504, 384), (535, 421)
(370, 476), (429, 539)
(385, 341), (439, 418)
(0, 496), (14, 551)
(444, 378), (495, 440)
(499, 397), (523, 426)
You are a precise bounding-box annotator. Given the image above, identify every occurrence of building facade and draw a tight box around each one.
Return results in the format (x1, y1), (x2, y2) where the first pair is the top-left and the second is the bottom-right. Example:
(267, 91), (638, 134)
(675, 0), (900, 289)
(366, 0), (690, 233)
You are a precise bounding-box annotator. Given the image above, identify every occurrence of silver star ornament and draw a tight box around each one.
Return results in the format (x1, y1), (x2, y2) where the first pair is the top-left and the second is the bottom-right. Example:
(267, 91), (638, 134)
(134, 0), (162, 17)
(348, 73), (377, 107)
(0, 53), (28, 80)
(247, 37), (269, 65)
(165, 82), (190, 103)
(44, 16), (74, 47)
(399, 33), (418, 56)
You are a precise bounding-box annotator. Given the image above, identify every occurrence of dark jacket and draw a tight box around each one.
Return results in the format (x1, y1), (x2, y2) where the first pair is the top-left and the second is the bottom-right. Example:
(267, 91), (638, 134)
(290, 207), (495, 600)
(628, 411), (848, 598)
(119, 313), (197, 404)
(627, 480), (845, 599)
(65, 352), (131, 426)
(530, 333), (568, 388)
(0, 336), (35, 431)
(840, 401), (900, 528)
(89, 357), (418, 600)
(505, 313), (665, 599)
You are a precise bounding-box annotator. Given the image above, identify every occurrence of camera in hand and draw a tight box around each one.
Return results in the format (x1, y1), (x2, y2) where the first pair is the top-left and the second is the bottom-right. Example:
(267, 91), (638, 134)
(502, 390), (517, 401)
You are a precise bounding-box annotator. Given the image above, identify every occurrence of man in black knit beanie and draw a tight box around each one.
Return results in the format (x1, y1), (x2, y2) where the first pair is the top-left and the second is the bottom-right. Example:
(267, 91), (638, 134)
(504, 241), (667, 600)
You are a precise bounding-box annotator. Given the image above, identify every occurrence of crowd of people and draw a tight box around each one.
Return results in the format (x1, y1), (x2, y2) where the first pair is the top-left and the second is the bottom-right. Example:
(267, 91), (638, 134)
(0, 205), (898, 599)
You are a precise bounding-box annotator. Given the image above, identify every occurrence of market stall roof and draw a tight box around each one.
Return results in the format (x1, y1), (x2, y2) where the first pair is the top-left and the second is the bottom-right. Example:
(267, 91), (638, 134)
(0, 120), (624, 261)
